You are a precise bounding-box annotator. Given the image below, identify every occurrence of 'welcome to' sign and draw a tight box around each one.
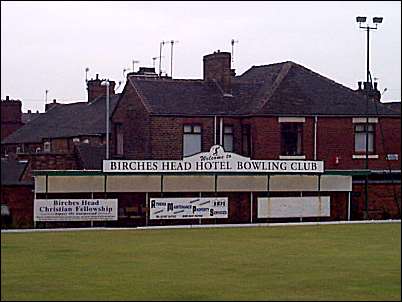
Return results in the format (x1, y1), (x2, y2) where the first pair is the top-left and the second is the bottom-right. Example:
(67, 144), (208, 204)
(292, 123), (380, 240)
(103, 145), (324, 173)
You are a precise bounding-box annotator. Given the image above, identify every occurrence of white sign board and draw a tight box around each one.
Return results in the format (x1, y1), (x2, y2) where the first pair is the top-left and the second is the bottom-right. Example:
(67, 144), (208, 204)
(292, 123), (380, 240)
(150, 197), (228, 220)
(257, 196), (330, 218)
(34, 199), (118, 222)
(103, 145), (324, 173)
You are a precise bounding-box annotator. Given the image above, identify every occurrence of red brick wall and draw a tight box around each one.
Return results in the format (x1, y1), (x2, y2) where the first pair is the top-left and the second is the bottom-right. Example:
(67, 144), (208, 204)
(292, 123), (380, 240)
(251, 117), (281, 159)
(352, 182), (401, 219)
(1, 100), (23, 140)
(1, 185), (34, 228)
(17, 153), (79, 181)
(316, 117), (401, 170)
(112, 84), (151, 159)
(113, 114), (400, 172)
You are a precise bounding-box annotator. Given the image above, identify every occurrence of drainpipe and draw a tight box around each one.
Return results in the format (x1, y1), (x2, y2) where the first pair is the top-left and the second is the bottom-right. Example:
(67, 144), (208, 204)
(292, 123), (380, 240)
(214, 116), (217, 145)
(314, 116), (318, 160)
(220, 117), (224, 146)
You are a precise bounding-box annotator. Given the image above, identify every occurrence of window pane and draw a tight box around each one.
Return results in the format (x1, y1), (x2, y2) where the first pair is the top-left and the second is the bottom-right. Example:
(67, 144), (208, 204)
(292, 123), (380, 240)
(355, 133), (366, 152)
(368, 133), (374, 152)
(224, 134), (234, 152)
(193, 125), (201, 133)
(184, 125), (192, 133)
(281, 123), (303, 155)
(183, 134), (201, 157)
(355, 124), (365, 132)
(367, 124), (374, 132)
(224, 126), (233, 134)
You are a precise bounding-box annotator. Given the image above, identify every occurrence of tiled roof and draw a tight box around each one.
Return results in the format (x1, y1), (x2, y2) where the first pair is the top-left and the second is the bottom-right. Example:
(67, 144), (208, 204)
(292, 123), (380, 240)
(21, 112), (42, 124)
(2, 94), (120, 144)
(128, 61), (398, 117)
(382, 101), (401, 114)
(1, 158), (31, 185)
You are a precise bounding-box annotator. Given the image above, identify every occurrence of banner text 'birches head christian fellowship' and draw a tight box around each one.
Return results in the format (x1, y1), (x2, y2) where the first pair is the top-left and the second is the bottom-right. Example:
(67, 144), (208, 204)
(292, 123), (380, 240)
(103, 145), (324, 173)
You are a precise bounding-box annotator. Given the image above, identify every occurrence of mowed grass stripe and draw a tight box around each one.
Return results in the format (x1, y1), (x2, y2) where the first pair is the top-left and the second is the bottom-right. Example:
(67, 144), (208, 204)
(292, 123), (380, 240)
(1, 223), (400, 301)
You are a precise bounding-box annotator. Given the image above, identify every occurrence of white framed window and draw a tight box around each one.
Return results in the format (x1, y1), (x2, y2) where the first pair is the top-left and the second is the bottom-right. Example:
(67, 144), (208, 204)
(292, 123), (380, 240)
(223, 125), (234, 152)
(72, 137), (80, 143)
(281, 123), (303, 156)
(43, 141), (51, 153)
(354, 124), (375, 153)
(183, 124), (202, 157)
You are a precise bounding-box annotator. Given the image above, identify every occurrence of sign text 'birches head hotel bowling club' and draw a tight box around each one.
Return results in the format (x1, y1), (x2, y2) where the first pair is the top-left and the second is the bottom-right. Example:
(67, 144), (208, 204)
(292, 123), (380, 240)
(103, 145), (324, 173)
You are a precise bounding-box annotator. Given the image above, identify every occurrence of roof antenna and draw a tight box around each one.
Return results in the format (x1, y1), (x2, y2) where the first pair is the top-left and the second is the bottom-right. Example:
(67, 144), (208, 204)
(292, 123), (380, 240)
(170, 40), (179, 78)
(231, 39), (239, 63)
(159, 40), (169, 77)
(123, 68), (130, 77)
(85, 67), (90, 83)
(115, 81), (122, 91)
(132, 60), (140, 73)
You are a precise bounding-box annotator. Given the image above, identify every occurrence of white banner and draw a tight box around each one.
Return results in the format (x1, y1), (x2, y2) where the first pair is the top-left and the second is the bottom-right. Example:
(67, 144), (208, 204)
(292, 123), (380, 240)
(257, 196), (330, 218)
(150, 197), (228, 220)
(103, 145), (324, 173)
(34, 199), (118, 222)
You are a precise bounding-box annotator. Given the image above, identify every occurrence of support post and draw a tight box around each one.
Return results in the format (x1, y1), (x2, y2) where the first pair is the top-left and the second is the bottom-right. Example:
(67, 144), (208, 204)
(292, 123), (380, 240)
(145, 192), (149, 226)
(250, 192), (253, 223)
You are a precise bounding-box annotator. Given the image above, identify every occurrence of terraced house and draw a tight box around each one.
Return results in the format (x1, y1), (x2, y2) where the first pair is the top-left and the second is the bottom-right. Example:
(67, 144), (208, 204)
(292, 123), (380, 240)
(1, 50), (400, 228)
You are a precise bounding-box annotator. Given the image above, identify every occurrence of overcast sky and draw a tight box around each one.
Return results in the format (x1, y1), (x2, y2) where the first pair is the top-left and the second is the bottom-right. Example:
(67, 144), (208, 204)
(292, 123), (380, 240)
(1, 1), (401, 112)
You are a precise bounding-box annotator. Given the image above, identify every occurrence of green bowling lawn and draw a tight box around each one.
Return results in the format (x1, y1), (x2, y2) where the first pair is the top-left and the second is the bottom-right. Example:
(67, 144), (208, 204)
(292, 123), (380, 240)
(1, 223), (400, 301)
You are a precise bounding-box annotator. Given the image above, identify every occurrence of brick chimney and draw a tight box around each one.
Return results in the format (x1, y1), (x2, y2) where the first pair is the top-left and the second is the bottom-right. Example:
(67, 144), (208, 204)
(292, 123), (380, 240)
(203, 51), (232, 94)
(87, 74), (116, 102)
(1, 96), (23, 140)
(45, 99), (60, 112)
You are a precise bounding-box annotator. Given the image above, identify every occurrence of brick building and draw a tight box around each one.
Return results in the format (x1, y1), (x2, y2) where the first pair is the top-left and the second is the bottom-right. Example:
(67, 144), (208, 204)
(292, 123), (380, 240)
(108, 50), (400, 222)
(1, 51), (401, 228)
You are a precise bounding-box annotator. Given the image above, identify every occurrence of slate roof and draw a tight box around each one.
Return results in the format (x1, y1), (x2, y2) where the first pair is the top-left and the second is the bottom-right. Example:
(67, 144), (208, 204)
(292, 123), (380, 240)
(128, 61), (398, 117)
(75, 143), (106, 170)
(22, 112), (42, 124)
(2, 94), (120, 144)
(382, 101), (401, 114)
(1, 158), (31, 186)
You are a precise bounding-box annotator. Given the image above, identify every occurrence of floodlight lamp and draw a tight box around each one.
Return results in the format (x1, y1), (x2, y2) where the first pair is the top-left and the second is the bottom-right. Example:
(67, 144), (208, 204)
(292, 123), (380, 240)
(356, 16), (367, 23)
(373, 17), (383, 24)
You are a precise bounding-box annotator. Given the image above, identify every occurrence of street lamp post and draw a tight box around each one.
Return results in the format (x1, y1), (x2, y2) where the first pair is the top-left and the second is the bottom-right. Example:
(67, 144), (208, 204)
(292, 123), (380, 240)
(101, 80), (110, 160)
(356, 16), (383, 219)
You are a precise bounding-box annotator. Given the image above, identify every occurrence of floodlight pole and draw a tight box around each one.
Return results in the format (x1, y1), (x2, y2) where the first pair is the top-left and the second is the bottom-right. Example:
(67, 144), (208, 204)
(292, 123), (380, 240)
(357, 17), (382, 220)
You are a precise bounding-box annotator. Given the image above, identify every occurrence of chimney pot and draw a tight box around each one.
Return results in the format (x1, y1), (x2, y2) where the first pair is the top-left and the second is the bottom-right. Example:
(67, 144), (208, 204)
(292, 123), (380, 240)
(358, 81), (362, 90)
(374, 82), (378, 90)
(53, 99), (56, 103)
(6, 96), (9, 101)
(28, 110), (32, 114)
(36, 110), (39, 113)
(96, 74), (99, 80)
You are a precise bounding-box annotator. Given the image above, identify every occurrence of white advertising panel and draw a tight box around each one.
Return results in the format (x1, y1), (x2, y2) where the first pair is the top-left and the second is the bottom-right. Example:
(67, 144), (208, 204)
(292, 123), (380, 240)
(103, 145), (324, 173)
(257, 196), (330, 218)
(150, 197), (228, 220)
(34, 199), (118, 222)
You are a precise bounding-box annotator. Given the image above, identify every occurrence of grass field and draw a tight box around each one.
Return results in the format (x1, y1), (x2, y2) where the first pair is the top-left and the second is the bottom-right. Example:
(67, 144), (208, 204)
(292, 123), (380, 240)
(1, 223), (401, 301)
